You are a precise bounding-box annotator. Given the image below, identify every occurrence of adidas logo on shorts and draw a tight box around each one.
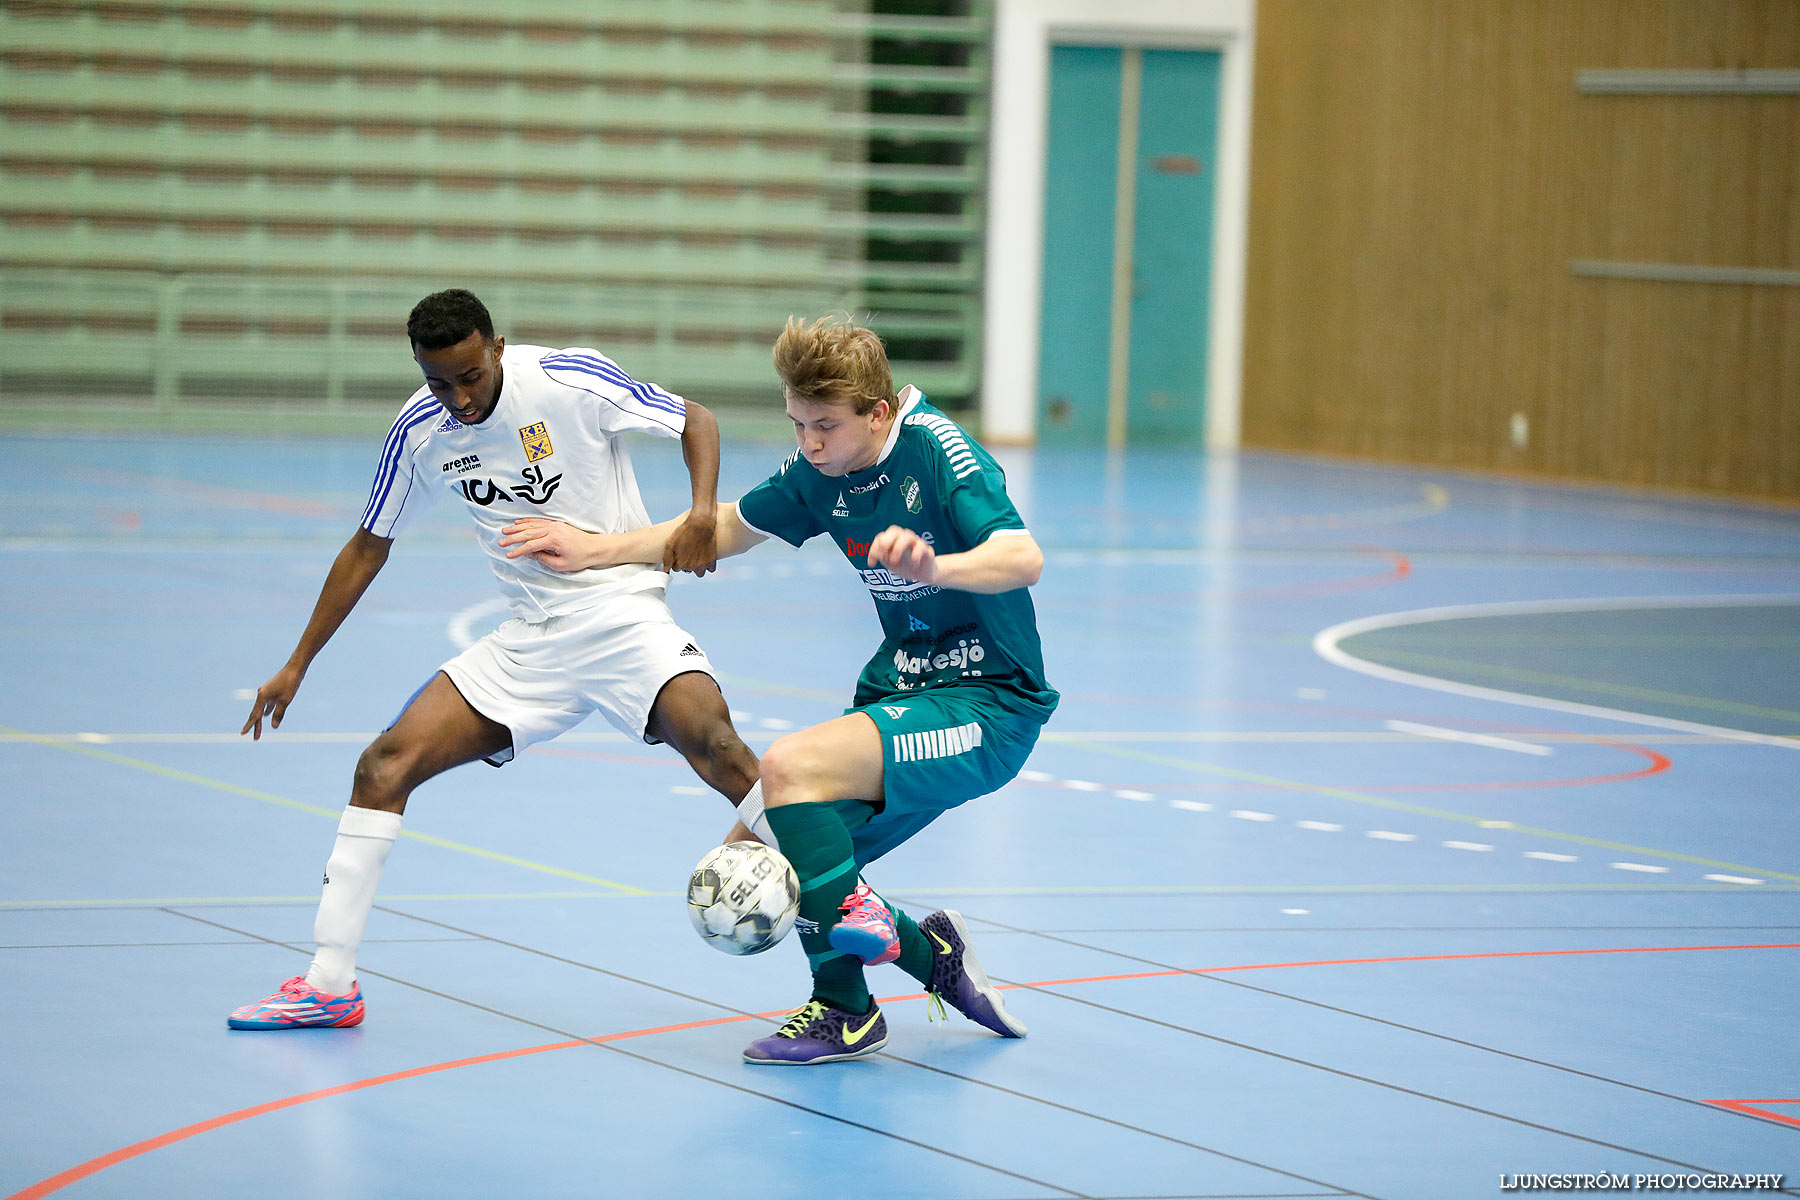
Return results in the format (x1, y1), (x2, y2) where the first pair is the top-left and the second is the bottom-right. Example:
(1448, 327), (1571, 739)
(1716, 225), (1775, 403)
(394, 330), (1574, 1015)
(679, 643), (703, 657)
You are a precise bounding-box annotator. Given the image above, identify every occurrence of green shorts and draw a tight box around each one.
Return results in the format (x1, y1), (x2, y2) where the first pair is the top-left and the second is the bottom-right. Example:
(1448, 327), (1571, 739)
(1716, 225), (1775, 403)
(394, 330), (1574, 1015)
(837, 684), (1048, 868)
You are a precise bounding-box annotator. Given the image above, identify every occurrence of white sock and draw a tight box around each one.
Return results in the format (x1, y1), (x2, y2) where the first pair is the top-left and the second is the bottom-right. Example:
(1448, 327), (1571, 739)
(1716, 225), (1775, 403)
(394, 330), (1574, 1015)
(736, 780), (778, 850)
(304, 805), (402, 996)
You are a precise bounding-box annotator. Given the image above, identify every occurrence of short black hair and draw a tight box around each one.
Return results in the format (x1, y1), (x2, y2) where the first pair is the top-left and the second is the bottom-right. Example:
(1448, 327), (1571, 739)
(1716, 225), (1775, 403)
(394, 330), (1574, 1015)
(408, 289), (494, 350)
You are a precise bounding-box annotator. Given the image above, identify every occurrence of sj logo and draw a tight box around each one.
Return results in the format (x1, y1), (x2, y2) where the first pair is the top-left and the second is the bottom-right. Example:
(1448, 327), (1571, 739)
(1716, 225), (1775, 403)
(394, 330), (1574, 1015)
(519, 422), (554, 463)
(456, 464), (564, 507)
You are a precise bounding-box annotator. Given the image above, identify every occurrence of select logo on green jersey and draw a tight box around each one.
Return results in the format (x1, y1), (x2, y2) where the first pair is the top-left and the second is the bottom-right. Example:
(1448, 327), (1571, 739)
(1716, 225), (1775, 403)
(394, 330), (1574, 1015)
(831, 492), (849, 518)
(901, 476), (923, 513)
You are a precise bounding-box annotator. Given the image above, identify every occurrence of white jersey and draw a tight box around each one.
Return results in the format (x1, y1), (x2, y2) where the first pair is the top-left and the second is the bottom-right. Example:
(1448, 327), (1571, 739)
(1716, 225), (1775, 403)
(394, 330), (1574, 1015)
(361, 342), (686, 620)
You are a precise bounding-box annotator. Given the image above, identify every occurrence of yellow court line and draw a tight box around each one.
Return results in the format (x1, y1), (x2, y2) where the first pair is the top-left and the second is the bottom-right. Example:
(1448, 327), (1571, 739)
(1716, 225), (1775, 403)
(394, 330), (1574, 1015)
(1064, 739), (1800, 884)
(713, 671), (842, 703)
(0, 891), (680, 910)
(2, 726), (650, 895)
(8, 884), (1792, 912)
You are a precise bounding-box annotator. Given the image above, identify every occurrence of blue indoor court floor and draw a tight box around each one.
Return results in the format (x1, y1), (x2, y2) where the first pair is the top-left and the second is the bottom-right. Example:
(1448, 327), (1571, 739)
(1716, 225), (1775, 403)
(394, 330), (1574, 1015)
(2, 430), (1798, 1199)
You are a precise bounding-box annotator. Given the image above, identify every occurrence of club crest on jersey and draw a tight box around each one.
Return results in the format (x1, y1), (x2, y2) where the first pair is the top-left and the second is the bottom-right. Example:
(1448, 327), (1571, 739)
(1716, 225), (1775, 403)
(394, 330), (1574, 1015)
(901, 476), (923, 514)
(519, 422), (554, 463)
(831, 492), (849, 518)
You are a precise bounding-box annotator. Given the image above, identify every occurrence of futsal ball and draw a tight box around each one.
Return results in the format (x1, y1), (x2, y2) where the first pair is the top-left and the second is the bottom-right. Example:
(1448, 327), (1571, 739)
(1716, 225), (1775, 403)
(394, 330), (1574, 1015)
(686, 840), (800, 955)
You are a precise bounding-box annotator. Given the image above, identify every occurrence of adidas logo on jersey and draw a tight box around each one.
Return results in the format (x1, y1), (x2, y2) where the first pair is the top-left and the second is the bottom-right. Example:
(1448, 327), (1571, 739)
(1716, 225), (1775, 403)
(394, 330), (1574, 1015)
(679, 643), (703, 657)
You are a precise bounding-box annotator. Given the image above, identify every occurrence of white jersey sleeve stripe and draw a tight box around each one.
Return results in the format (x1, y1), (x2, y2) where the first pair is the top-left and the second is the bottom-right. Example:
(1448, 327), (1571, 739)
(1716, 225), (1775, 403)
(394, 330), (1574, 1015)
(539, 363), (683, 434)
(361, 396), (441, 529)
(540, 354), (680, 415)
(540, 353), (686, 418)
(362, 395), (437, 524)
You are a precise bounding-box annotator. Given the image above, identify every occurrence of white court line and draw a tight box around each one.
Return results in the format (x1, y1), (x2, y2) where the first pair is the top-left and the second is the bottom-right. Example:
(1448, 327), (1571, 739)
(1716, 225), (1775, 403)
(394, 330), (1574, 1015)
(1296, 820), (1343, 831)
(1704, 874), (1764, 885)
(1367, 830), (1416, 842)
(1611, 862), (1670, 874)
(1230, 809), (1277, 822)
(1384, 720), (1552, 756)
(1525, 851), (1580, 862)
(1443, 840), (1494, 852)
(1170, 800), (1214, 813)
(1314, 594), (1800, 750)
(14, 730), (1770, 746)
(448, 596), (510, 649)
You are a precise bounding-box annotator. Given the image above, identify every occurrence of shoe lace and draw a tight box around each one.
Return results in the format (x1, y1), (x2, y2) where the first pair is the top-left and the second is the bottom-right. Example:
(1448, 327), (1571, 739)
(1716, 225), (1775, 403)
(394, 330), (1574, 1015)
(775, 999), (828, 1039)
(925, 990), (948, 1024)
(838, 882), (876, 916)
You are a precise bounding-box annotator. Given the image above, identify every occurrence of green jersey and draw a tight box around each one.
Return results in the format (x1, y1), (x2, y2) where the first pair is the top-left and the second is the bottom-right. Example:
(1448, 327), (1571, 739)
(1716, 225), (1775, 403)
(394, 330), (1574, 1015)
(736, 387), (1058, 719)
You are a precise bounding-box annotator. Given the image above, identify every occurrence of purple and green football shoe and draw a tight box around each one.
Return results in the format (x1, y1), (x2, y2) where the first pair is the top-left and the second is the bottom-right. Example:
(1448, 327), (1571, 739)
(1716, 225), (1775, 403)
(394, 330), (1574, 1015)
(743, 998), (887, 1065)
(921, 909), (1027, 1038)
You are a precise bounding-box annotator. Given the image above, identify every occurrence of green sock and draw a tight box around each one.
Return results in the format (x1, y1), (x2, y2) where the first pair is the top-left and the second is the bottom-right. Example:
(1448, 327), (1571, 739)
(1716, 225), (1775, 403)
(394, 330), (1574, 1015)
(892, 907), (934, 987)
(765, 803), (871, 1013)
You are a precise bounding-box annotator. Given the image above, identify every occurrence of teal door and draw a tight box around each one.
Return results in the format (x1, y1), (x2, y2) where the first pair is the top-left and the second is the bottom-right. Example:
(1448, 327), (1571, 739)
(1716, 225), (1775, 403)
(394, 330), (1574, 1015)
(1037, 45), (1221, 448)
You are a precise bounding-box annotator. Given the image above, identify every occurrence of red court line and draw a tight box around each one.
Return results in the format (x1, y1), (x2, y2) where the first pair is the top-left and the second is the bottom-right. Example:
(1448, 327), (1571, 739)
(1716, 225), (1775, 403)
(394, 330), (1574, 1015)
(1236, 547), (1411, 601)
(4, 1013), (761, 1200)
(1020, 942), (1800, 990)
(10, 942), (1797, 1199)
(62, 467), (340, 520)
(1701, 1099), (1800, 1129)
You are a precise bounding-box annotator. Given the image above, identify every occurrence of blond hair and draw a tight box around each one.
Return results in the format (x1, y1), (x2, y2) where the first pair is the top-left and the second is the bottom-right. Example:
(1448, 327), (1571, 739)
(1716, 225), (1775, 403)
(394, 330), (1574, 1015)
(771, 314), (895, 416)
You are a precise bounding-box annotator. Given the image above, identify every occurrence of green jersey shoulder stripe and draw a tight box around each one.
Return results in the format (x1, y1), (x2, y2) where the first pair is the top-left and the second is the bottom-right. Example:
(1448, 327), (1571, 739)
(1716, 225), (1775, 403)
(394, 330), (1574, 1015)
(904, 412), (982, 480)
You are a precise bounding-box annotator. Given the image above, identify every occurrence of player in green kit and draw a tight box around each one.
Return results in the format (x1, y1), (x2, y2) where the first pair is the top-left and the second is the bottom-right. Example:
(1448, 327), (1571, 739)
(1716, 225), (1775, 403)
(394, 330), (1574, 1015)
(498, 315), (1057, 1064)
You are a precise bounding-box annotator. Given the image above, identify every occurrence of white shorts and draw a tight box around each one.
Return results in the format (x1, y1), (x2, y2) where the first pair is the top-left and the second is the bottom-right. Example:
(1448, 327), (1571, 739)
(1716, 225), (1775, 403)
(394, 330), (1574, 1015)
(437, 589), (719, 765)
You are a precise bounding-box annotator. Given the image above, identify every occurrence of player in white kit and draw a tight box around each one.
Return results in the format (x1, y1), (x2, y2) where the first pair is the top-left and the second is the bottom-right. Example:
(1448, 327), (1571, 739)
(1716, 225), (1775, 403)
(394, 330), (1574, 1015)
(228, 289), (759, 1029)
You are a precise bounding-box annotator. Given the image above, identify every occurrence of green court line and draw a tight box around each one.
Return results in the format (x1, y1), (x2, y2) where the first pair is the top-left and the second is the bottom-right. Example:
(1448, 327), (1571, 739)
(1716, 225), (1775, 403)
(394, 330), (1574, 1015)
(1064, 739), (1800, 884)
(1350, 646), (1800, 725)
(2, 726), (650, 895)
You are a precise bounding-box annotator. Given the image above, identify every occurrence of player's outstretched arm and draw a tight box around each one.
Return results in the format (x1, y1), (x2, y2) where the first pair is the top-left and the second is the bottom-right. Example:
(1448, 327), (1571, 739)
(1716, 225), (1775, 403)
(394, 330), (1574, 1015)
(242, 526), (393, 739)
(868, 525), (1043, 594)
(499, 501), (766, 573)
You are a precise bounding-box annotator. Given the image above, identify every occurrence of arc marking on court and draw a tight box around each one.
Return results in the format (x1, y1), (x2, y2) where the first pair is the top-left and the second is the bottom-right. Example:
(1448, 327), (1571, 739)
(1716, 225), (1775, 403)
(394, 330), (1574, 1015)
(0, 725), (648, 895)
(1063, 739), (1800, 883)
(1313, 594), (1800, 750)
(8, 940), (1791, 1200)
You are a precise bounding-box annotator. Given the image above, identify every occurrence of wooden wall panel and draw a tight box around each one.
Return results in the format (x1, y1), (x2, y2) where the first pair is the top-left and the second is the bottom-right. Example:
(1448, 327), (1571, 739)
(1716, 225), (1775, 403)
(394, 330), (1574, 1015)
(1243, 0), (1800, 500)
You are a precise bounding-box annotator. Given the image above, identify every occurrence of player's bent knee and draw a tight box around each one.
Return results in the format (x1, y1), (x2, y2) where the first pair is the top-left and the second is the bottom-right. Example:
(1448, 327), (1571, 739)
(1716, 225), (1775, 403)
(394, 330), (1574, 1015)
(757, 736), (829, 807)
(350, 740), (421, 811)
